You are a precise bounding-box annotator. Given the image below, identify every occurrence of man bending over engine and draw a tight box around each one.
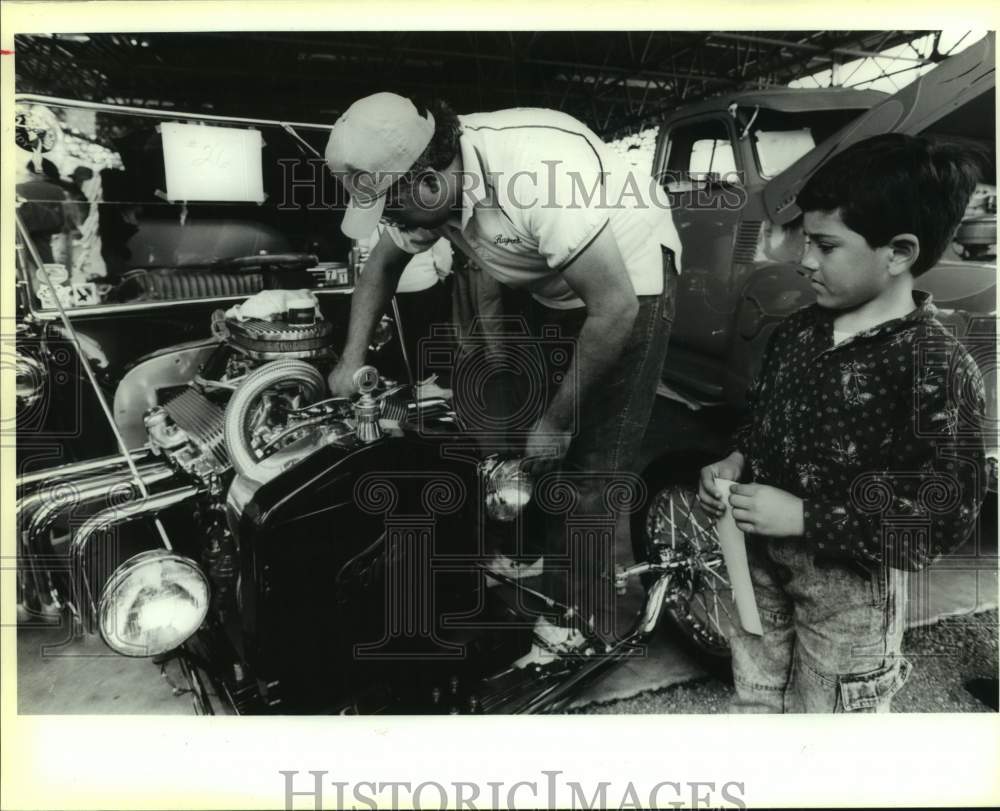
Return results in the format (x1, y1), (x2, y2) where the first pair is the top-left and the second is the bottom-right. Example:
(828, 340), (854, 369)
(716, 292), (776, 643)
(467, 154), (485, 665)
(325, 93), (681, 664)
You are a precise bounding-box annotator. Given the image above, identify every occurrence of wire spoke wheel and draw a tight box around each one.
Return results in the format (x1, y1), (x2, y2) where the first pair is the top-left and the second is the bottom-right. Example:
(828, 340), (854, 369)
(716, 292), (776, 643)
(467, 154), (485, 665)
(642, 485), (736, 661)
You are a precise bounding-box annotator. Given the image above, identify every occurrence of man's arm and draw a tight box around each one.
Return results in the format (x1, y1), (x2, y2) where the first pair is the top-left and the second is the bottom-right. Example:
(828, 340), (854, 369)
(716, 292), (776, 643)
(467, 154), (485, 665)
(522, 225), (638, 467)
(328, 230), (412, 395)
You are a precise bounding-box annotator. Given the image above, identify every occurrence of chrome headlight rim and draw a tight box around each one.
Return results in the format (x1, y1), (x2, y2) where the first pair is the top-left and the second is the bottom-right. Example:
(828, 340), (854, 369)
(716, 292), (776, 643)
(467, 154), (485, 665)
(98, 548), (210, 658)
(481, 455), (534, 522)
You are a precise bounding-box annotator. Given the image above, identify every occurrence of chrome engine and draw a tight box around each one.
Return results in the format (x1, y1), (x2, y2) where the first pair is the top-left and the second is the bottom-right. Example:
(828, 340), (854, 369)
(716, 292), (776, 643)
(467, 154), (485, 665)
(145, 390), (229, 486)
(15, 291), (456, 649)
(122, 295), (452, 501)
(141, 303), (352, 490)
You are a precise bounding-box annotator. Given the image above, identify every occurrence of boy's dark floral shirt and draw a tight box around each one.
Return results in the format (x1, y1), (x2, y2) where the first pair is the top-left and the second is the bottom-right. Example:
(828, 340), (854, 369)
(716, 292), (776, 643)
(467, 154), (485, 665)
(733, 291), (988, 571)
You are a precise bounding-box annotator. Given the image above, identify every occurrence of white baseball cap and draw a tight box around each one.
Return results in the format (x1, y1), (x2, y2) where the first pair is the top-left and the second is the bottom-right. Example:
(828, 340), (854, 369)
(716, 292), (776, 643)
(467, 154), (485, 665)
(325, 93), (436, 239)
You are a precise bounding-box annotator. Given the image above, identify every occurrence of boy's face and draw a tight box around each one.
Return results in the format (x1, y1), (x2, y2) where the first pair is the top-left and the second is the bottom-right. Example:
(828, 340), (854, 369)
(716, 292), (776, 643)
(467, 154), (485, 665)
(800, 209), (895, 311)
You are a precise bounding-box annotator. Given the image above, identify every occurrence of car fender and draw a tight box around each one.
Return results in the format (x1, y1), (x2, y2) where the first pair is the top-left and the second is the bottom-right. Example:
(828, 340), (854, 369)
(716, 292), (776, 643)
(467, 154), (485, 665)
(113, 340), (220, 448)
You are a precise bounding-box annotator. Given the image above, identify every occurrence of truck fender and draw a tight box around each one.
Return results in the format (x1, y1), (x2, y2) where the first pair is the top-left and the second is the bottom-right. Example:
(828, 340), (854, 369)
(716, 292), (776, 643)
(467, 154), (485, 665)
(724, 262), (817, 405)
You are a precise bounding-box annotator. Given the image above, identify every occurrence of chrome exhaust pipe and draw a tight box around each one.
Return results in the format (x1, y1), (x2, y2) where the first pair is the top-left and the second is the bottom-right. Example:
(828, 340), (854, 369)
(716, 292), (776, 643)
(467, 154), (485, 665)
(20, 461), (176, 556)
(69, 485), (201, 623)
(16, 461), (177, 614)
(16, 447), (155, 492)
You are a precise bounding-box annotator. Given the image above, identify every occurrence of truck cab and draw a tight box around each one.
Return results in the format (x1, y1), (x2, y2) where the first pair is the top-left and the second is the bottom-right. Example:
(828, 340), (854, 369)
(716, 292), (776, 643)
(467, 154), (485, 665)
(654, 37), (996, 427)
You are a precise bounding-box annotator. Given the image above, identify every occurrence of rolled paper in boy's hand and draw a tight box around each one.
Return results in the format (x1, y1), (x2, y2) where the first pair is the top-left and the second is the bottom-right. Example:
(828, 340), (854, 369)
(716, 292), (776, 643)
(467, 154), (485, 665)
(714, 478), (763, 635)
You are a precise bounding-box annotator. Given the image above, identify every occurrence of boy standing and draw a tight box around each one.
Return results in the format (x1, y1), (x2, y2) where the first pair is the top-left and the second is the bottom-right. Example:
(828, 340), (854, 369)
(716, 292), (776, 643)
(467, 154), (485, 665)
(698, 134), (988, 713)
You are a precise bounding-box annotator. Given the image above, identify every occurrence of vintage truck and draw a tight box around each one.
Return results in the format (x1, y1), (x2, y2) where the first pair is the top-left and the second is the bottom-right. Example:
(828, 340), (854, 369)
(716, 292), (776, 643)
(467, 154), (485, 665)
(629, 33), (997, 659)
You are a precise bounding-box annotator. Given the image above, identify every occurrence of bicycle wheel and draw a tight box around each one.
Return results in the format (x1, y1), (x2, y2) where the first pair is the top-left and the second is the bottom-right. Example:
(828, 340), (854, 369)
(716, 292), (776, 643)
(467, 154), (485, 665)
(639, 484), (737, 662)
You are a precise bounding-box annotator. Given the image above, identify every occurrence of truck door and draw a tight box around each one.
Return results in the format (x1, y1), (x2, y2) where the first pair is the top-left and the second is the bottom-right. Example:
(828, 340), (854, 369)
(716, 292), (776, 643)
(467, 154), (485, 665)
(656, 115), (746, 400)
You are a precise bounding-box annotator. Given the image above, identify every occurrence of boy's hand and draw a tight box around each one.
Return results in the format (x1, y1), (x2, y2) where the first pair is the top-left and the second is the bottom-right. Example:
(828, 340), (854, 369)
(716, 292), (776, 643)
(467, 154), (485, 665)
(728, 484), (804, 537)
(697, 451), (745, 518)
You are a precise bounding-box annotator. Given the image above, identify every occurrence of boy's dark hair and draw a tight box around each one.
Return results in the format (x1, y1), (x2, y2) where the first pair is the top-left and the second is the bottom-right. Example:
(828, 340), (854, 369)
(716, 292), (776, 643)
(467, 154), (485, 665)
(405, 97), (462, 175)
(797, 133), (982, 277)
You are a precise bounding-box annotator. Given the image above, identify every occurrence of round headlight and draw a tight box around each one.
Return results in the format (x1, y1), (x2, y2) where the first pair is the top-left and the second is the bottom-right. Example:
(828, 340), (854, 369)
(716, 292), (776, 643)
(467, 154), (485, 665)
(98, 549), (210, 657)
(484, 457), (533, 522)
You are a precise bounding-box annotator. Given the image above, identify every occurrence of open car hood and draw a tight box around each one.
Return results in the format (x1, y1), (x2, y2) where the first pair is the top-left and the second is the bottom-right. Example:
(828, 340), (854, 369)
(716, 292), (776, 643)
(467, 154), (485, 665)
(765, 32), (996, 224)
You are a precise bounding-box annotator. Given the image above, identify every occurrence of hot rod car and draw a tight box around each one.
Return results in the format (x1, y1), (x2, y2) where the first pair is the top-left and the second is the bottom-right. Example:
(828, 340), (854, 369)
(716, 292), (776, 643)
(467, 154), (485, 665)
(13, 93), (732, 714)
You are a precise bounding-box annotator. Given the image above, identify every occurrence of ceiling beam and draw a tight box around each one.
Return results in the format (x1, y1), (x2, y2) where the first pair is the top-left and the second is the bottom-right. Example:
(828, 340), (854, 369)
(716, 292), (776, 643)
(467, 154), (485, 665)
(711, 31), (932, 64)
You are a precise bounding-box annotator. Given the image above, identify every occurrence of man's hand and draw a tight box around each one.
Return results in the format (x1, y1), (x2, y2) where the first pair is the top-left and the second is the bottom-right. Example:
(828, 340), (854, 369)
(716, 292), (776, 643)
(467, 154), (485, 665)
(697, 451), (745, 519)
(334, 231), (410, 391)
(521, 416), (572, 475)
(328, 362), (360, 398)
(728, 483), (804, 537)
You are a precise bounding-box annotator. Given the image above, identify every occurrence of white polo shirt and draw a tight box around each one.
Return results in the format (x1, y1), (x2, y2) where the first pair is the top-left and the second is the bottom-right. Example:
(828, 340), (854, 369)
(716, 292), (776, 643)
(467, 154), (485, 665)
(386, 108), (682, 310)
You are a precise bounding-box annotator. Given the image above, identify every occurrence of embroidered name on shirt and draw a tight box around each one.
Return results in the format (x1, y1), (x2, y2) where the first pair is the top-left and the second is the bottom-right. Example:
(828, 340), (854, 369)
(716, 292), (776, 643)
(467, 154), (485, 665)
(494, 234), (522, 246)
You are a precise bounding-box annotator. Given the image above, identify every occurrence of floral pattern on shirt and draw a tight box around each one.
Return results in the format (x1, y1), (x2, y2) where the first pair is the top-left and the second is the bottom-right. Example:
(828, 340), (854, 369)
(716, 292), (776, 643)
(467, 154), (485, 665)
(733, 291), (988, 571)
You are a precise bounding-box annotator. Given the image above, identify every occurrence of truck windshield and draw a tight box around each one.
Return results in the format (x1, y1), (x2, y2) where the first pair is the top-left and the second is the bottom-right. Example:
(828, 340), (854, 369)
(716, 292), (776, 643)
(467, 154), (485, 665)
(749, 108), (868, 179)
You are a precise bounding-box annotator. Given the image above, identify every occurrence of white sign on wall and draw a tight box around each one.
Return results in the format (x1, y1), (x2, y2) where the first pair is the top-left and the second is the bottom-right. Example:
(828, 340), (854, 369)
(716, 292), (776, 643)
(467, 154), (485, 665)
(161, 122), (265, 203)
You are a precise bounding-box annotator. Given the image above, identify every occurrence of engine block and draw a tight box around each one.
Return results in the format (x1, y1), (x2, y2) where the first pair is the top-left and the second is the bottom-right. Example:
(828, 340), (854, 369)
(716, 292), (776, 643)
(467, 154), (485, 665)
(145, 387), (231, 487)
(163, 387), (229, 467)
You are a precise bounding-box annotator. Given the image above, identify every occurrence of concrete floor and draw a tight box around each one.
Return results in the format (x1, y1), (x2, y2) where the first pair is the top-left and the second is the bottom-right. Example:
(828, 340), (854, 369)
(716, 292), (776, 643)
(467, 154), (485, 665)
(17, 529), (996, 715)
(16, 619), (199, 715)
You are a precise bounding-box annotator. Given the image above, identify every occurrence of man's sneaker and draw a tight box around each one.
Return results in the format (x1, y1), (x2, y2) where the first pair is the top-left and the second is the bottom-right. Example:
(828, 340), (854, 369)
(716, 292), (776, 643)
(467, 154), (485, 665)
(484, 554), (544, 588)
(513, 617), (591, 669)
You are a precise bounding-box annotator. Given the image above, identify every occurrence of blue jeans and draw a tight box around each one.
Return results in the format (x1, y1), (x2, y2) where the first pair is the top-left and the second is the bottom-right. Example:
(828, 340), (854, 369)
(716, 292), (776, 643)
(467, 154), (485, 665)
(729, 538), (911, 713)
(529, 250), (678, 644)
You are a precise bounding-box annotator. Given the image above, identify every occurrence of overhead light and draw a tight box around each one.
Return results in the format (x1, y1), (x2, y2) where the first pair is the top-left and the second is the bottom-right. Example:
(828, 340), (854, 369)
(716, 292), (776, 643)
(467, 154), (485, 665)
(42, 34), (91, 43)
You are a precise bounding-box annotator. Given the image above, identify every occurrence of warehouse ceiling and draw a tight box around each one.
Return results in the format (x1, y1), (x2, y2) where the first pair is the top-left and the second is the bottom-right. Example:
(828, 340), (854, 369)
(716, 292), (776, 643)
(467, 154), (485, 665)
(14, 31), (944, 138)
